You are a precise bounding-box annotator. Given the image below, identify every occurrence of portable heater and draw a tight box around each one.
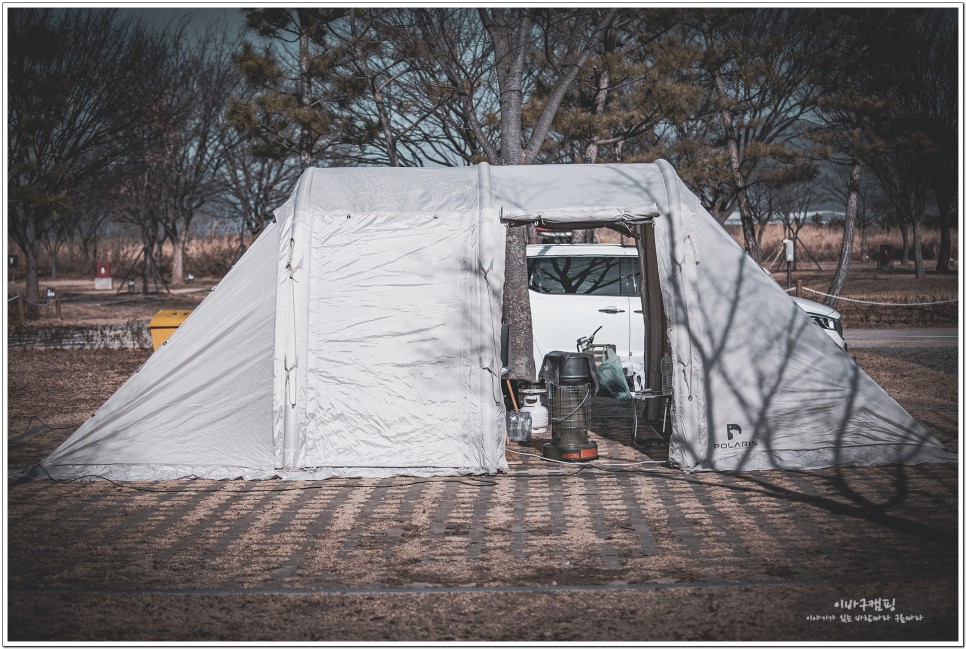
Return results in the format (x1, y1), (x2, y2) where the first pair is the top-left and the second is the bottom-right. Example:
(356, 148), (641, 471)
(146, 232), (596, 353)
(540, 352), (598, 462)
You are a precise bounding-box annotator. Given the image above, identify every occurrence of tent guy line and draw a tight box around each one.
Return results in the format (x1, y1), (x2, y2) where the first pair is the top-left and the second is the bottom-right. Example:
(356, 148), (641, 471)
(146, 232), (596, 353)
(800, 287), (958, 307)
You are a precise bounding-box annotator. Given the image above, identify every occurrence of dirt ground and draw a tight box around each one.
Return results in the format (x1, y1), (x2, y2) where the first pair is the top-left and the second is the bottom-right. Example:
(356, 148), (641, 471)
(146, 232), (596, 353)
(4, 340), (961, 642)
(7, 278), (215, 327)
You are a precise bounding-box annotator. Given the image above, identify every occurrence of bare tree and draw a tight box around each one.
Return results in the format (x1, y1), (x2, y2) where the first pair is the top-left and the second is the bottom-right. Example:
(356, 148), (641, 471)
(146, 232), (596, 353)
(860, 10), (954, 281)
(219, 129), (299, 252)
(160, 26), (242, 285)
(867, 145), (931, 279)
(73, 199), (113, 274)
(40, 212), (73, 280)
(911, 11), (957, 273)
(116, 173), (170, 294)
(821, 164), (885, 263)
(8, 9), (164, 305)
(544, 11), (701, 242)
(806, 10), (911, 303)
(111, 23), (196, 292)
(686, 10), (825, 261)
(764, 173), (819, 271)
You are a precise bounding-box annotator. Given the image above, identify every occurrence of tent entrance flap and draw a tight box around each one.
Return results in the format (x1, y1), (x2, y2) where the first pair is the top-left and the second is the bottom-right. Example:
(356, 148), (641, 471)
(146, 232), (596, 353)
(636, 222), (669, 408)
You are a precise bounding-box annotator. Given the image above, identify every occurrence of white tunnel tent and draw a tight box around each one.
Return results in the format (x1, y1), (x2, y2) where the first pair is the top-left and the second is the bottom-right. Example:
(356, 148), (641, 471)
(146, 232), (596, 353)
(33, 161), (955, 480)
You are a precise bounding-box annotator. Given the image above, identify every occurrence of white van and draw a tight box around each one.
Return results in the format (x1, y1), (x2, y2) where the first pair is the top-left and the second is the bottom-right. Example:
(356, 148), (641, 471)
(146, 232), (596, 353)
(526, 244), (846, 370)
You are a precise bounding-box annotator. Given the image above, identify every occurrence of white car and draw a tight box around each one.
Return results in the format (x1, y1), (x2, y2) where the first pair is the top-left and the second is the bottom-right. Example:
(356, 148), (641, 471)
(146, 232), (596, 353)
(526, 244), (847, 370)
(793, 297), (846, 351)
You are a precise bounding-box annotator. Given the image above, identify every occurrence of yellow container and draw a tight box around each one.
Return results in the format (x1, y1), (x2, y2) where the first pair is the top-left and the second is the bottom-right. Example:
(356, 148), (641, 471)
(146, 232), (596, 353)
(147, 309), (193, 351)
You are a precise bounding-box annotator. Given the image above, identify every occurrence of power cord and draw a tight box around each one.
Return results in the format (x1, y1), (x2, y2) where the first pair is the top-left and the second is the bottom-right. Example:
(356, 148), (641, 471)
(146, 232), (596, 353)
(10, 416), (73, 443)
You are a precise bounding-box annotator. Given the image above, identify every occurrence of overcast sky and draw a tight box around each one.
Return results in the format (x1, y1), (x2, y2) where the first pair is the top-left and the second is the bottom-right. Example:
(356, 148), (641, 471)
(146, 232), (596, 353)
(124, 6), (246, 36)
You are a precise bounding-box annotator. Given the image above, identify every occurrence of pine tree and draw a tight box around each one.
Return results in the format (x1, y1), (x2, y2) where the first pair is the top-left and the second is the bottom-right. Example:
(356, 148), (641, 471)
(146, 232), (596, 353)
(229, 9), (351, 170)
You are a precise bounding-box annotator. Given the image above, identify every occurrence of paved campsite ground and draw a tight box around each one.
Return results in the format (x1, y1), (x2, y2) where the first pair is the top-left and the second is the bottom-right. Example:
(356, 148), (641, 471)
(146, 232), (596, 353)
(5, 338), (961, 642)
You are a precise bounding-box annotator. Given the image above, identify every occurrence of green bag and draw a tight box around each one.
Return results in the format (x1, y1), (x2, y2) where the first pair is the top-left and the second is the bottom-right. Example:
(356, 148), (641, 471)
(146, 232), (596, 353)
(596, 347), (631, 400)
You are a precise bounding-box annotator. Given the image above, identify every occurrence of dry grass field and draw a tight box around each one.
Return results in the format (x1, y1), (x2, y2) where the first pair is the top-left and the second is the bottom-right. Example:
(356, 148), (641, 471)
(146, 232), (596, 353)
(595, 223), (957, 265)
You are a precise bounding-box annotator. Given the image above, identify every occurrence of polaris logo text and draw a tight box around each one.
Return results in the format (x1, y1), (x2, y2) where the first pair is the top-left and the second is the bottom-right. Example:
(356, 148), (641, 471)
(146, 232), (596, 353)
(715, 424), (758, 450)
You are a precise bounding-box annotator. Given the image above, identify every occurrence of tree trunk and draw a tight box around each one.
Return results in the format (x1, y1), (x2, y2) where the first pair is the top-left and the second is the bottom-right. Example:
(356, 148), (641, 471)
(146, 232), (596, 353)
(503, 225), (535, 381)
(150, 241), (167, 293)
(171, 231), (186, 286)
(297, 9), (312, 170)
(755, 218), (767, 250)
(140, 226), (164, 294)
(483, 9), (529, 167)
(500, 151), (536, 381)
(141, 242), (152, 294)
(936, 215), (951, 273)
(25, 240), (41, 307)
(713, 71), (759, 261)
(479, 7), (612, 381)
(825, 159), (862, 308)
(237, 227), (248, 258)
(898, 221), (910, 264)
(348, 11), (400, 168)
(583, 66), (609, 165)
(574, 67), (609, 246)
(488, 9), (535, 382)
(934, 190), (953, 273)
(912, 217), (925, 280)
(372, 82), (398, 167)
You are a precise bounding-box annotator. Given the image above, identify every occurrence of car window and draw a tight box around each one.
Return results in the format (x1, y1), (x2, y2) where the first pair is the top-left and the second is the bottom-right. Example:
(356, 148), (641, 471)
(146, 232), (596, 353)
(527, 257), (623, 295)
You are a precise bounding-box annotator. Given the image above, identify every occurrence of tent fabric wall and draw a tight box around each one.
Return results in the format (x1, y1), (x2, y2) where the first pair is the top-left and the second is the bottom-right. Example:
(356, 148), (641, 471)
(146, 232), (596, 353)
(36, 223), (281, 480)
(653, 160), (954, 471)
(28, 161), (953, 481)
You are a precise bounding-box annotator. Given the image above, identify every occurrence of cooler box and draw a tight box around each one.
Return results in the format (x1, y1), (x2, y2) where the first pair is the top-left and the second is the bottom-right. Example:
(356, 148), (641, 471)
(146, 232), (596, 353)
(147, 310), (193, 350)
